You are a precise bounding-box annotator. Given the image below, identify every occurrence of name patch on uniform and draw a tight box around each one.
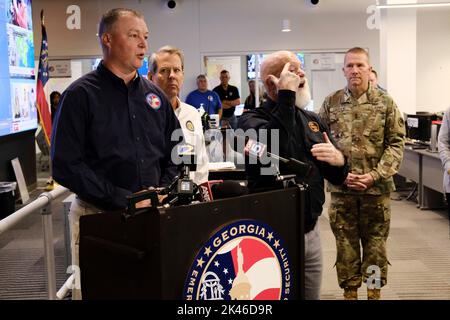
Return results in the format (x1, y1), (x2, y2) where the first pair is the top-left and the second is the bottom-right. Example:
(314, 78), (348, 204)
(182, 219), (292, 300)
(308, 121), (320, 133)
(146, 93), (161, 110)
(186, 120), (195, 132)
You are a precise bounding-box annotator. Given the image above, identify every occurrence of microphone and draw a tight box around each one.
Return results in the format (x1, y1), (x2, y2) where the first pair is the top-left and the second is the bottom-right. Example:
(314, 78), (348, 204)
(243, 138), (311, 178)
(158, 175), (180, 195)
(211, 180), (249, 200)
(177, 144), (197, 172)
(161, 144), (198, 206)
(244, 138), (266, 158)
(198, 180), (223, 202)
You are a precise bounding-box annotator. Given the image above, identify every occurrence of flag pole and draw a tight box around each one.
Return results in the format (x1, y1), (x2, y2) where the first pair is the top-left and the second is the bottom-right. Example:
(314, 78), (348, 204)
(36, 9), (52, 146)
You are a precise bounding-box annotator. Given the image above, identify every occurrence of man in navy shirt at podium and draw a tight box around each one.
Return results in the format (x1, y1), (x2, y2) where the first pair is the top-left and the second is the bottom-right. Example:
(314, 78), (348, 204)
(51, 8), (181, 299)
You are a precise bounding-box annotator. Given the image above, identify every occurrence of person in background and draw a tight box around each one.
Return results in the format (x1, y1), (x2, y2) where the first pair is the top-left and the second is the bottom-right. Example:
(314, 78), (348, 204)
(51, 8), (181, 299)
(213, 70), (240, 129)
(238, 50), (349, 300)
(149, 46), (209, 185)
(438, 106), (450, 224)
(186, 74), (222, 118)
(369, 69), (387, 92)
(50, 91), (61, 124)
(243, 79), (264, 112)
(319, 47), (405, 300)
(43, 90), (61, 191)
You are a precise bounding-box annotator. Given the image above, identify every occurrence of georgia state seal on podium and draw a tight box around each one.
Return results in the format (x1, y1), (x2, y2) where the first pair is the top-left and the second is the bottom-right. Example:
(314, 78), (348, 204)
(183, 219), (292, 300)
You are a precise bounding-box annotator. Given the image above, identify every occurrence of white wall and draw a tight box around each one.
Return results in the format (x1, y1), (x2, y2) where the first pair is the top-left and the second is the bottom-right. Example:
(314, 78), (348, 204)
(381, 4), (417, 115)
(416, 9), (450, 113)
(32, 0), (379, 99)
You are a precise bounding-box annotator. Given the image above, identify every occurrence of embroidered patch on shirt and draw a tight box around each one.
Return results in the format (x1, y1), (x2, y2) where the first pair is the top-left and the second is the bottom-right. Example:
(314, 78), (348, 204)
(146, 93), (161, 110)
(186, 120), (195, 132)
(308, 121), (320, 133)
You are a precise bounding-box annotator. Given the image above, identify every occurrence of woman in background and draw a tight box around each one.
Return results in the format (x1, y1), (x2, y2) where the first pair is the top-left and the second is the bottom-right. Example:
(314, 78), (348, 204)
(50, 91), (61, 124)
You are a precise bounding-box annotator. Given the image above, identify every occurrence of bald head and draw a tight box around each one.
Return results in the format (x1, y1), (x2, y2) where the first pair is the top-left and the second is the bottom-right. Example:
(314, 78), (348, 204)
(260, 51), (299, 87)
(260, 51), (309, 108)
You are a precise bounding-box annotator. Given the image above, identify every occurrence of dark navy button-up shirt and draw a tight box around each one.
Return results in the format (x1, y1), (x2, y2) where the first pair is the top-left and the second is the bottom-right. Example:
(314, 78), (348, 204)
(51, 62), (181, 210)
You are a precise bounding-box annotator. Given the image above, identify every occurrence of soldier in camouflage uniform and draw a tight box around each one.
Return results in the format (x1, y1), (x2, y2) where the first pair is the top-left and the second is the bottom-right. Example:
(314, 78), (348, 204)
(319, 47), (405, 300)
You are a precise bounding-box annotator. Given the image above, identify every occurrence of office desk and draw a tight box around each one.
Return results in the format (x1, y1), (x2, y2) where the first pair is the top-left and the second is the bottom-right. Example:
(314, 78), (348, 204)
(415, 149), (445, 209)
(398, 148), (421, 183)
(397, 147), (445, 209)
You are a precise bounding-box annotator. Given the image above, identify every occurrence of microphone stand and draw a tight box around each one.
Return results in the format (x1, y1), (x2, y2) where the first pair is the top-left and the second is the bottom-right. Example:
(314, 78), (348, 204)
(272, 163), (297, 188)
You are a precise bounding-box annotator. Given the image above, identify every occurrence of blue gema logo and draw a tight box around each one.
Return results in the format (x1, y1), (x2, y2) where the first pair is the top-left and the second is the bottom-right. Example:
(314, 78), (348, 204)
(183, 220), (292, 300)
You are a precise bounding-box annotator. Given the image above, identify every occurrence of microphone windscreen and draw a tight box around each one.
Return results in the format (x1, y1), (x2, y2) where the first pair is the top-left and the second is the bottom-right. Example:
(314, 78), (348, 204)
(198, 180), (223, 202)
(244, 138), (267, 158)
(211, 180), (249, 199)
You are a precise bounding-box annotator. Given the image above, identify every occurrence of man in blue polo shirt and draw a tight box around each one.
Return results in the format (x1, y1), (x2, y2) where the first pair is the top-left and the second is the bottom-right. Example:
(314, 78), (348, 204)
(51, 8), (181, 299)
(186, 74), (222, 118)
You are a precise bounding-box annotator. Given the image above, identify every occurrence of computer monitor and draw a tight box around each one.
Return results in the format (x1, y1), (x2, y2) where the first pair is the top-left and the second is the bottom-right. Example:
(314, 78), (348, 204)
(247, 53), (305, 80)
(0, 0), (37, 138)
(405, 113), (437, 142)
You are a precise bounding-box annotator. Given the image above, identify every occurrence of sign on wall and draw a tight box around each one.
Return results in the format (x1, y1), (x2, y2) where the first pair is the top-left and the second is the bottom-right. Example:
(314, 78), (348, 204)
(48, 60), (71, 78)
(310, 53), (336, 71)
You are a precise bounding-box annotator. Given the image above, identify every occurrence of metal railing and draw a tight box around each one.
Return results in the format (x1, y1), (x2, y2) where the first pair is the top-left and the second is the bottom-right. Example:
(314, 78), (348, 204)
(0, 185), (72, 300)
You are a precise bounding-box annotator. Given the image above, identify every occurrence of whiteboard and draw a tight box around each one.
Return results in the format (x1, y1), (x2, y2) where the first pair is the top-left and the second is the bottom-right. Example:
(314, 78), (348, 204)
(204, 56), (242, 93)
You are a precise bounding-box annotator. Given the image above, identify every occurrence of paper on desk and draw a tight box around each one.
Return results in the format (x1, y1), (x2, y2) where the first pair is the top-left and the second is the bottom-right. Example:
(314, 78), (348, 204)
(208, 162), (236, 171)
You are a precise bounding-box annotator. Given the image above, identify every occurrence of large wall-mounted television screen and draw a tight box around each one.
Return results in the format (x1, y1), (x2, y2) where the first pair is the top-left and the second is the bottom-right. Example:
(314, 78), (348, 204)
(247, 52), (305, 80)
(0, 0), (37, 138)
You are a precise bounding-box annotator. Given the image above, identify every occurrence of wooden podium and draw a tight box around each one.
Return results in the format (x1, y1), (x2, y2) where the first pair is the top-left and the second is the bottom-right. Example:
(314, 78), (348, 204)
(79, 185), (306, 299)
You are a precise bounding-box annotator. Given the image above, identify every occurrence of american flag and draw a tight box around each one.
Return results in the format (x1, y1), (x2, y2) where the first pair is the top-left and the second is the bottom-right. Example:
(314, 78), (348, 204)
(36, 10), (52, 145)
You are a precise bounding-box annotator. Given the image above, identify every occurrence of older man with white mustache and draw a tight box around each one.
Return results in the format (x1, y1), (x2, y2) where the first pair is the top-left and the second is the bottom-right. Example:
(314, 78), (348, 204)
(238, 50), (349, 300)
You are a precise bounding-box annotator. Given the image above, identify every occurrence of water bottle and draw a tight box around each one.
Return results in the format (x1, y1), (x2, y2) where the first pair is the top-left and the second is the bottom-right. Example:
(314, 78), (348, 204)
(199, 103), (206, 116)
(199, 103), (209, 131)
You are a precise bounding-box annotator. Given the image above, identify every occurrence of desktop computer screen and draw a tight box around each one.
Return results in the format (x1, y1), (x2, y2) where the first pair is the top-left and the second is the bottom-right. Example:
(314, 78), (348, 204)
(405, 113), (437, 142)
(247, 53), (305, 80)
(0, 0), (37, 138)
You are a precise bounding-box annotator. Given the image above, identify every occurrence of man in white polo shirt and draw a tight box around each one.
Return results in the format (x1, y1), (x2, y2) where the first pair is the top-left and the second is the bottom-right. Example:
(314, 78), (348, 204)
(149, 46), (209, 185)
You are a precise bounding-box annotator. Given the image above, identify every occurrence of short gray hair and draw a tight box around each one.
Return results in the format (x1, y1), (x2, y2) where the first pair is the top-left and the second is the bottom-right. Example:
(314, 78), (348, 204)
(148, 45), (185, 75)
